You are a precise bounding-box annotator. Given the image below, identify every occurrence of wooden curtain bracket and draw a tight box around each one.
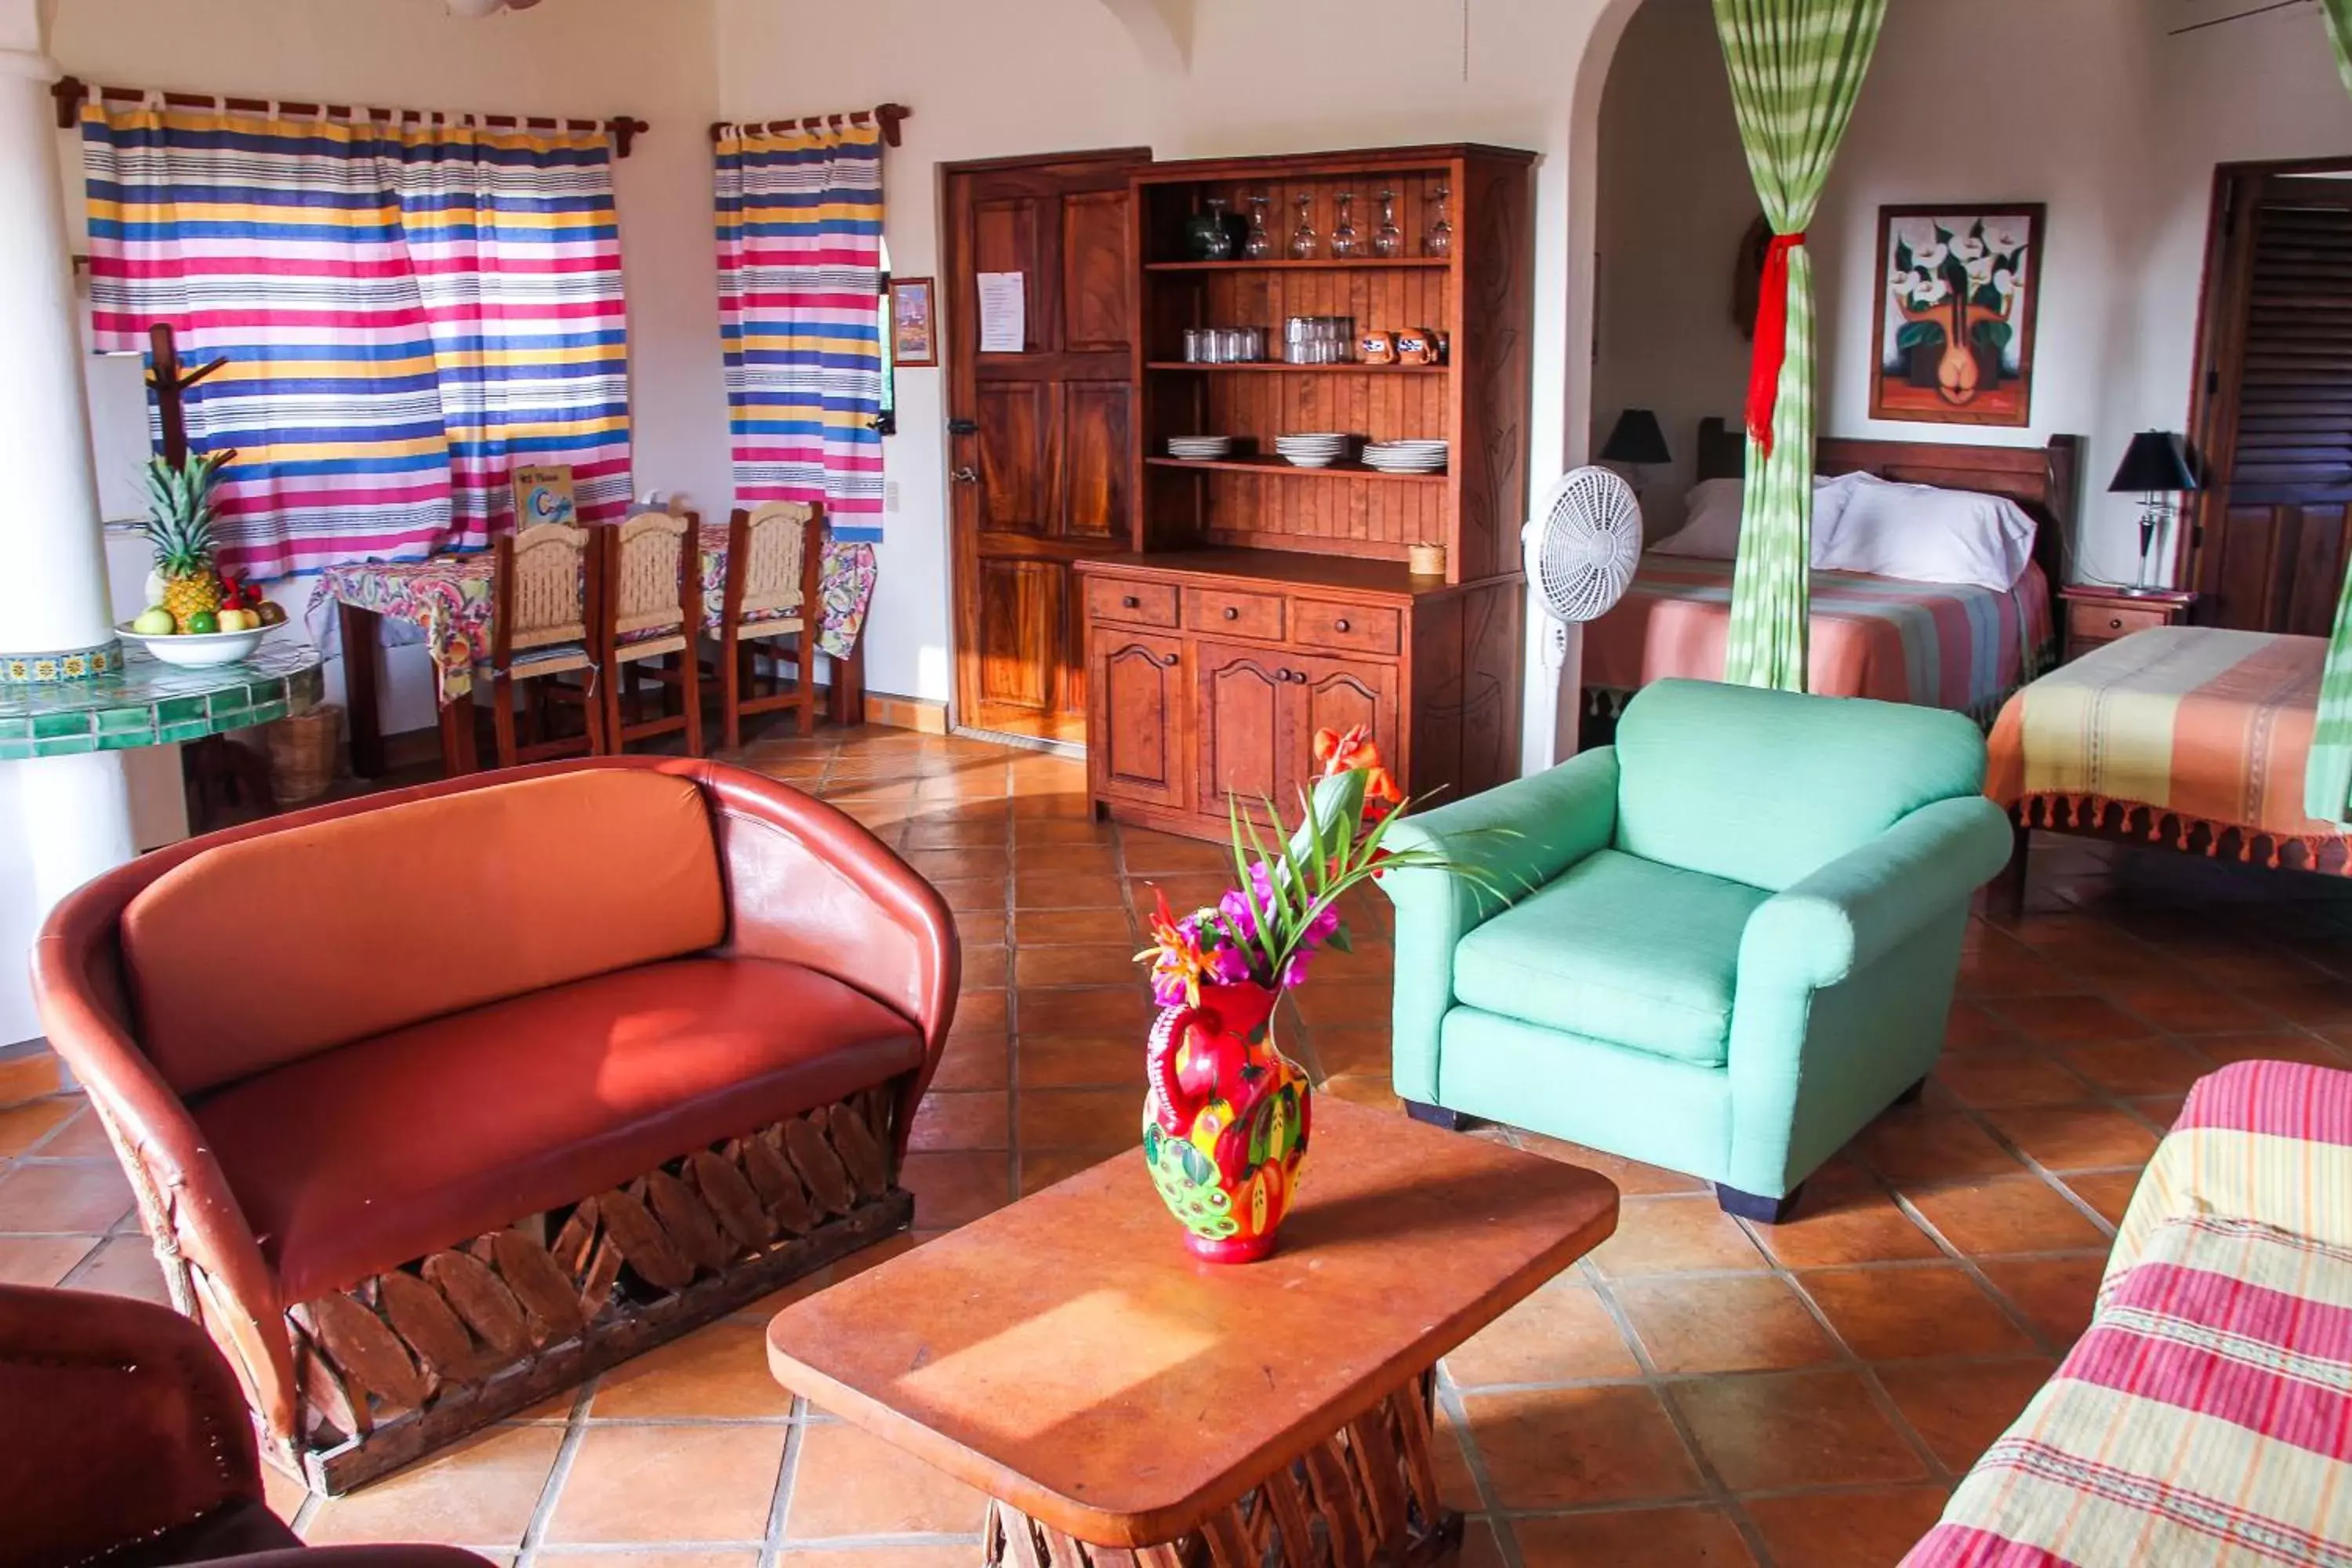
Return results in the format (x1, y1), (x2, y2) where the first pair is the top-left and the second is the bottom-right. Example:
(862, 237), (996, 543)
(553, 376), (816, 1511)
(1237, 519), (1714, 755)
(55, 75), (648, 157)
(709, 102), (911, 148)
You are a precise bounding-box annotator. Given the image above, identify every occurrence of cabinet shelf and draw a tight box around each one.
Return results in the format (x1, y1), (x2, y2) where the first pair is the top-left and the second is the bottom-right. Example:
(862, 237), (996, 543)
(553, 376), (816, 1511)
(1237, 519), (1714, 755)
(1147, 454), (1448, 484)
(1144, 361), (1447, 376)
(1145, 258), (1452, 272)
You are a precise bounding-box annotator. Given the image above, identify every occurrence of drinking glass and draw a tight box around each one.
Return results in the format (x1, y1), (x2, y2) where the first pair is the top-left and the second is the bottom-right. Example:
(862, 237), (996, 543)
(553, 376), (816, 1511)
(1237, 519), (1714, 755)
(1243, 195), (1276, 260)
(1289, 193), (1318, 260)
(1330, 191), (1360, 259)
(1423, 183), (1454, 259)
(1374, 189), (1403, 258)
(1182, 328), (1203, 364)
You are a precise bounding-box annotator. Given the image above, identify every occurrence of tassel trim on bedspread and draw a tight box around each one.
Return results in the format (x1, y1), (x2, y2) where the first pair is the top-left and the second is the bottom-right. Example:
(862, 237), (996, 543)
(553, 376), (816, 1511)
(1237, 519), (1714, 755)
(2012, 793), (2352, 875)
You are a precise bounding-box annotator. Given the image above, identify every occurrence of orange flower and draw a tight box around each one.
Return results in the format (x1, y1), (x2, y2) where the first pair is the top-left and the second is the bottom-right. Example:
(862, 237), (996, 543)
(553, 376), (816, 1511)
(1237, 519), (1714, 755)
(1313, 724), (1403, 818)
(1138, 887), (1215, 1007)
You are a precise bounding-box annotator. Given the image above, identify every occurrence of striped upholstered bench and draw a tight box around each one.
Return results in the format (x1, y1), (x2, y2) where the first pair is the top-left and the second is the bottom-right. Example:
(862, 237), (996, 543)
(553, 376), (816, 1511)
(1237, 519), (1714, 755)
(1905, 1059), (2352, 1567)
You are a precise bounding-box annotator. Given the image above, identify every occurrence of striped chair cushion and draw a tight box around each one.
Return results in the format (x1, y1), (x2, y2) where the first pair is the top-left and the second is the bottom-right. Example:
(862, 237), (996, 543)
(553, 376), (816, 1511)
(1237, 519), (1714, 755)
(1903, 1210), (2352, 1566)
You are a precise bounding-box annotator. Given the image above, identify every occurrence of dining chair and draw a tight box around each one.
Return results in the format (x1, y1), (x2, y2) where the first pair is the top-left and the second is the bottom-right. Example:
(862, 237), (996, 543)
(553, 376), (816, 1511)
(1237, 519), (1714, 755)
(714, 499), (825, 748)
(475, 521), (604, 769)
(598, 510), (703, 756)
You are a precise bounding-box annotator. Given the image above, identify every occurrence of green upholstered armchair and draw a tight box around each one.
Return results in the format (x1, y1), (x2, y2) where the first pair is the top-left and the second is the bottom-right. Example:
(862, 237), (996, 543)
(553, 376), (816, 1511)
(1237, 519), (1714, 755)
(1380, 678), (2013, 1221)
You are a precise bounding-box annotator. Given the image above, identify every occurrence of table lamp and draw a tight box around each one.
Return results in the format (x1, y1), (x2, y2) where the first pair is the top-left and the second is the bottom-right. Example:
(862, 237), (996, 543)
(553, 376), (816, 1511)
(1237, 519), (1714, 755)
(2108, 431), (2199, 590)
(1599, 408), (1671, 492)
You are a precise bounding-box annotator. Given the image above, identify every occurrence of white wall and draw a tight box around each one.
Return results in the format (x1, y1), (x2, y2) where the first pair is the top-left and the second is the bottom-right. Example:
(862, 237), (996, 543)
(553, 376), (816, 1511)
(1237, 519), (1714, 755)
(49, 0), (731, 731)
(1593, 0), (2352, 585)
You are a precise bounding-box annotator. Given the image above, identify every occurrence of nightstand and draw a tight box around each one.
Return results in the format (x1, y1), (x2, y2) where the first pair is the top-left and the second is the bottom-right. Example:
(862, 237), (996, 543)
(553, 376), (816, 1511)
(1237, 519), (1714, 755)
(2059, 585), (2197, 661)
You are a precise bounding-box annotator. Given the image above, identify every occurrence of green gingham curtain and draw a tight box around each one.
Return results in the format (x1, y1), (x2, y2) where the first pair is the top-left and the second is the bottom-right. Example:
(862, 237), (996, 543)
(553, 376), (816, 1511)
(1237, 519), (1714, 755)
(2302, 0), (2352, 822)
(1713, 0), (1886, 691)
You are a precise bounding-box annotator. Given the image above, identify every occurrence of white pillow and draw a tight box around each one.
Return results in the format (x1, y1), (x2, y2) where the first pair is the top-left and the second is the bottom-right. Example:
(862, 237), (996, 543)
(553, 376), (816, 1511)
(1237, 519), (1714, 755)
(1649, 475), (1851, 561)
(1811, 470), (2036, 591)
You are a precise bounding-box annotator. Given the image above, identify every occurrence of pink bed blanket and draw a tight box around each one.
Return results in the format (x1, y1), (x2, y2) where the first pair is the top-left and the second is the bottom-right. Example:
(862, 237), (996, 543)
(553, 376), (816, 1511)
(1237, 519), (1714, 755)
(1582, 557), (2053, 724)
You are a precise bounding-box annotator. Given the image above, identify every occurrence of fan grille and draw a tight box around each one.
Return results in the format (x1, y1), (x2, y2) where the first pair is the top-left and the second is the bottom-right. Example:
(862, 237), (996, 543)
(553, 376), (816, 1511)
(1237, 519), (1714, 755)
(1529, 466), (1643, 622)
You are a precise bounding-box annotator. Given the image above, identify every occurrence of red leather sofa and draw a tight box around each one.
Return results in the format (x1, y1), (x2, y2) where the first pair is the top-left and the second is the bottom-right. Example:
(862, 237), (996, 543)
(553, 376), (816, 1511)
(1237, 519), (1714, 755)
(33, 758), (957, 1495)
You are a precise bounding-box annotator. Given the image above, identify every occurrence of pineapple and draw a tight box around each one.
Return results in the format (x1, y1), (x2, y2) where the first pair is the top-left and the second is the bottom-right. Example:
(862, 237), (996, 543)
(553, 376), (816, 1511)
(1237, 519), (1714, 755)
(143, 452), (230, 630)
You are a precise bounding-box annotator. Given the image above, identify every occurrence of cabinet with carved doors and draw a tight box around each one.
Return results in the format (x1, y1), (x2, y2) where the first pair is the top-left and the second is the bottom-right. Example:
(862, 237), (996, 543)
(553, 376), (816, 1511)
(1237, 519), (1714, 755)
(1079, 142), (1533, 841)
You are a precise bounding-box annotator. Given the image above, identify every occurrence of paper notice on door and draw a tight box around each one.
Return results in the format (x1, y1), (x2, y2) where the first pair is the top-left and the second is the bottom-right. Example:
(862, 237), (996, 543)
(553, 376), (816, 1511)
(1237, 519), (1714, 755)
(978, 271), (1026, 353)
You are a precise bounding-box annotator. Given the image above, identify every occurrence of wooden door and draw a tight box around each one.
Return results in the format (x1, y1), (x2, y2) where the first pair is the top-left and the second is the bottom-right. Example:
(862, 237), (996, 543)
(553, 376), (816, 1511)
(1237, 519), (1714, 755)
(2189, 162), (2352, 633)
(946, 147), (1152, 742)
(1087, 626), (1188, 809)
(1287, 653), (1401, 796)
(1196, 640), (1291, 820)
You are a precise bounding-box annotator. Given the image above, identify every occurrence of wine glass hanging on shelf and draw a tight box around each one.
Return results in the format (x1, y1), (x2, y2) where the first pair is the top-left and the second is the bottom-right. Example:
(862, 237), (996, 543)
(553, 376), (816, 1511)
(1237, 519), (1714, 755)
(1289, 192), (1319, 260)
(1423, 183), (1454, 259)
(1373, 189), (1403, 259)
(1330, 191), (1360, 259)
(1243, 194), (1276, 260)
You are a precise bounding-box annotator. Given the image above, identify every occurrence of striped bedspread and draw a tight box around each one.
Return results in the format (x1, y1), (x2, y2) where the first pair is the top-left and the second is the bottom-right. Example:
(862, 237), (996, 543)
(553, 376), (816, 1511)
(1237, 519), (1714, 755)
(1583, 557), (2052, 724)
(1986, 625), (2352, 868)
(1904, 1062), (2352, 1567)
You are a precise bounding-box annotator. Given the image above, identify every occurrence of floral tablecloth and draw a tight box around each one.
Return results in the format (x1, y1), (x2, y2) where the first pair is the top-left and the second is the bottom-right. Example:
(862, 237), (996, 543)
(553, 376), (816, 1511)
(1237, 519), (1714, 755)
(310, 530), (877, 704)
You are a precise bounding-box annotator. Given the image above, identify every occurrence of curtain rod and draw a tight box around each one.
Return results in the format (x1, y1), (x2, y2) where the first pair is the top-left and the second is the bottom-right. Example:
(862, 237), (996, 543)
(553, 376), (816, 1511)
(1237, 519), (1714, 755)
(51, 76), (649, 158)
(709, 103), (909, 148)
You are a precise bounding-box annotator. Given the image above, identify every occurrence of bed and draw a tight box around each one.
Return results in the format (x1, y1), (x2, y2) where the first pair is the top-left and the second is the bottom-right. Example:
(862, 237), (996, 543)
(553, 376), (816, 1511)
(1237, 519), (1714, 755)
(1987, 624), (2352, 887)
(1581, 418), (2076, 727)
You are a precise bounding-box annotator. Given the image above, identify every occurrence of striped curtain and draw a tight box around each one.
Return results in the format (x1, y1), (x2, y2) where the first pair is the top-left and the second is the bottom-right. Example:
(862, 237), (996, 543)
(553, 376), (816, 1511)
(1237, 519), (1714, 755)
(2303, 0), (2352, 822)
(1713, 0), (1887, 691)
(82, 100), (630, 579)
(713, 123), (885, 543)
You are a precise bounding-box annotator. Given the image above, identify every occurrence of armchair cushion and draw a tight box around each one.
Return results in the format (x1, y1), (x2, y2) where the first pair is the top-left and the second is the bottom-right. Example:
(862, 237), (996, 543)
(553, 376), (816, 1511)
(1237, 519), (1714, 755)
(194, 956), (924, 1305)
(1452, 849), (1769, 1065)
(1614, 679), (1991, 892)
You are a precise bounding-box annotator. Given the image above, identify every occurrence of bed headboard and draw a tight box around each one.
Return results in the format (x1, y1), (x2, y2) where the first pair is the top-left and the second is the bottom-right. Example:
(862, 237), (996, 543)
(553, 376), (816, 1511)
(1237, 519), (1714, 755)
(1693, 416), (2082, 592)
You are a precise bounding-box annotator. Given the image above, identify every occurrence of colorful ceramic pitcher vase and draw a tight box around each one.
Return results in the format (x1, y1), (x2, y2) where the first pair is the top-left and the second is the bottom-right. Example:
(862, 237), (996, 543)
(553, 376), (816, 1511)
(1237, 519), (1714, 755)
(1142, 980), (1312, 1263)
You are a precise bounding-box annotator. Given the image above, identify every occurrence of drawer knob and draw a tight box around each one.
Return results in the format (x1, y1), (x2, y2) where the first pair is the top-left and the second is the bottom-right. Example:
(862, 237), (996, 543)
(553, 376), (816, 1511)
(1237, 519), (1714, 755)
(1334, 619), (1351, 633)
(1122, 595), (1139, 608)
(2108, 617), (2123, 630)
(1223, 606), (1240, 620)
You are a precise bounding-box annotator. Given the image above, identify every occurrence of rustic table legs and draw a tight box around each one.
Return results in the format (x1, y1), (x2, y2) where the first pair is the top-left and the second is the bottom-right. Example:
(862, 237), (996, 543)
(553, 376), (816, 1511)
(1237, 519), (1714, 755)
(980, 1373), (1459, 1568)
(338, 601), (387, 778)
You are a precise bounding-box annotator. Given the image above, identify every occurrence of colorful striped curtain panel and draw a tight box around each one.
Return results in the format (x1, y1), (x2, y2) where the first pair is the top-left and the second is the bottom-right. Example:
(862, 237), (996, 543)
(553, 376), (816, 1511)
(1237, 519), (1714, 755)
(1711, 0), (1886, 692)
(2304, 0), (2352, 822)
(713, 123), (886, 543)
(82, 100), (630, 579)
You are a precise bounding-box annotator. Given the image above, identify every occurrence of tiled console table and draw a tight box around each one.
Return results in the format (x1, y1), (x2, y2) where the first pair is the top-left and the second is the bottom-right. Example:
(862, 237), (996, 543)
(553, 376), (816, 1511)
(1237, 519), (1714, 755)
(0, 641), (325, 760)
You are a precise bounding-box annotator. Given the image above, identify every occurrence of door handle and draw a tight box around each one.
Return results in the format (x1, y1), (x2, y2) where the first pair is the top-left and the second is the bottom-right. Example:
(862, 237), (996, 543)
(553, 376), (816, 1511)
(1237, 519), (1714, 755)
(951, 466), (980, 484)
(947, 418), (979, 436)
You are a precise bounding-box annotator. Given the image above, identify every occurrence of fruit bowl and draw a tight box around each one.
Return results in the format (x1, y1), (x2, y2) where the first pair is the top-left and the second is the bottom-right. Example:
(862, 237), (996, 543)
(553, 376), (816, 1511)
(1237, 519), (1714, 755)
(116, 620), (273, 669)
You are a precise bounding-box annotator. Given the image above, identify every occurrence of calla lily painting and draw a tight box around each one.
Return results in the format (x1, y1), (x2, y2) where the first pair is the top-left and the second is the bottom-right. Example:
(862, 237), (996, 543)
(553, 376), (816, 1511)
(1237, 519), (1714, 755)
(1868, 204), (2045, 427)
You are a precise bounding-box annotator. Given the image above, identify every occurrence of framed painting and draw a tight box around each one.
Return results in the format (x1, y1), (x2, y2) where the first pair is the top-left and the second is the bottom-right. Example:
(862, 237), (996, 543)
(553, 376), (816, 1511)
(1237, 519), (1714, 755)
(1868, 205), (2044, 427)
(891, 276), (938, 368)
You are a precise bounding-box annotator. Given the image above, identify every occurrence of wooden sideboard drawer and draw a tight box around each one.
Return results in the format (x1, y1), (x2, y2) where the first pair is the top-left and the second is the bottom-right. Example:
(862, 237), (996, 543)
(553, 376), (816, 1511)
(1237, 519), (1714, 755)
(1290, 599), (1402, 657)
(1185, 586), (1286, 641)
(1087, 577), (1178, 628)
(2066, 601), (2168, 642)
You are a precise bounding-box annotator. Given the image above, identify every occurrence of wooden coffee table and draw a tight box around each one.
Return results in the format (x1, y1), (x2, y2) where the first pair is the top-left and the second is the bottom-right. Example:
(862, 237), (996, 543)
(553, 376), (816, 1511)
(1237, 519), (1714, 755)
(766, 1098), (1618, 1568)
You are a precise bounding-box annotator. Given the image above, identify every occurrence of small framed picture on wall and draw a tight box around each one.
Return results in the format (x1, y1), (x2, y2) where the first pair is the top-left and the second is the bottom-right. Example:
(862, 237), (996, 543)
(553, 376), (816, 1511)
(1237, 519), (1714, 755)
(1868, 205), (2045, 427)
(891, 277), (938, 368)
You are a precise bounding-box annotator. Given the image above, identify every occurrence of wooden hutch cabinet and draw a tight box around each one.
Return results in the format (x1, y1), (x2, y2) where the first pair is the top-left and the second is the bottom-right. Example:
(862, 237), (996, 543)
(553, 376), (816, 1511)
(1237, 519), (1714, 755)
(1077, 143), (1534, 840)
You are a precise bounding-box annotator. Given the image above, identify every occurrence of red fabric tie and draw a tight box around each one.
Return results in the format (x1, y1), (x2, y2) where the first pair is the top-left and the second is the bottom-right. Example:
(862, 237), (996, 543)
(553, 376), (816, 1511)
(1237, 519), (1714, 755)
(1746, 230), (1806, 458)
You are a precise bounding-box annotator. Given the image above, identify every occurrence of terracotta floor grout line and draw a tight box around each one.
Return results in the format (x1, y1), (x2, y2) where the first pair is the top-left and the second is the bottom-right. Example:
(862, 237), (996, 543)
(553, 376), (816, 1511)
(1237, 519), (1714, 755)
(756, 1398), (809, 1566)
(510, 1377), (598, 1564)
(1429, 1365), (1529, 1568)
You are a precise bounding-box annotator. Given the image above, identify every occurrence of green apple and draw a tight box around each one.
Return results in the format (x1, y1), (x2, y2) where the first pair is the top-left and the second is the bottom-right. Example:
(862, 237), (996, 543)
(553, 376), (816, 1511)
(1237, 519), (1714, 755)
(132, 607), (176, 636)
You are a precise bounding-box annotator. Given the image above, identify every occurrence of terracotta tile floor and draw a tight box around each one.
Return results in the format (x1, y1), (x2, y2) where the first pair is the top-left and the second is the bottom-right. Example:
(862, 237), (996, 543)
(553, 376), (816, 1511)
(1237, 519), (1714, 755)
(7, 723), (2352, 1566)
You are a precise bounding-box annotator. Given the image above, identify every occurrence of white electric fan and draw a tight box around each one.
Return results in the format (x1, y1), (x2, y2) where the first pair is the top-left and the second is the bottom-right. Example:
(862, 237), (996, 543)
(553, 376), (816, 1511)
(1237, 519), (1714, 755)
(1524, 466), (1644, 762)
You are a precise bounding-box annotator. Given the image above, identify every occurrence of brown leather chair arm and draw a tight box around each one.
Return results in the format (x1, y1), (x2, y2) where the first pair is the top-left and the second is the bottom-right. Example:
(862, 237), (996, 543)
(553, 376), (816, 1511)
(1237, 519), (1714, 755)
(682, 760), (960, 1152)
(31, 867), (294, 1438)
(0, 1284), (268, 1565)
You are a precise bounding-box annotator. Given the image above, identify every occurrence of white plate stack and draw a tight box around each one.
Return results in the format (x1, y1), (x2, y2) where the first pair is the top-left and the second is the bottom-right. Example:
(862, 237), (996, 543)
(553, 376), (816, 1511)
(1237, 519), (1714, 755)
(1363, 439), (1449, 474)
(1167, 436), (1235, 461)
(1275, 432), (1351, 469)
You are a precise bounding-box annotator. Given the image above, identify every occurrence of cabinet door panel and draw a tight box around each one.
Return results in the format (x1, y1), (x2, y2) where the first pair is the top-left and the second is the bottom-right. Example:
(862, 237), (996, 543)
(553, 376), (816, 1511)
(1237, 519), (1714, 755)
(1287, 653), (1401, 797)
(1196, 639), (1289, 819)
(1088, 627), (1187, 809)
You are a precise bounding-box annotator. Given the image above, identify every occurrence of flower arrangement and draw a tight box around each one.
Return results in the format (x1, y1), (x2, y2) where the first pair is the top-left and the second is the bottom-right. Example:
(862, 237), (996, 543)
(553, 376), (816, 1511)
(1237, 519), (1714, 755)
(1138, 724), (1421, 1007)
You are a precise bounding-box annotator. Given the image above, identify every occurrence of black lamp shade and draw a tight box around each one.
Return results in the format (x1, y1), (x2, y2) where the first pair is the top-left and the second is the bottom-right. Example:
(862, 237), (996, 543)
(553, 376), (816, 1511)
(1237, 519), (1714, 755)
(2109, 431), (2200, 494)
(1601, 408), (1672, 467)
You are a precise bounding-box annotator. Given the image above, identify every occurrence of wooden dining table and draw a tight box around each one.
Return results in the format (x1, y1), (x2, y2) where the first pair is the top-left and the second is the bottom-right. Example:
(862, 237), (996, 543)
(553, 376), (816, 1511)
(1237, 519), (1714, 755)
(310, 524), (877, 775)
